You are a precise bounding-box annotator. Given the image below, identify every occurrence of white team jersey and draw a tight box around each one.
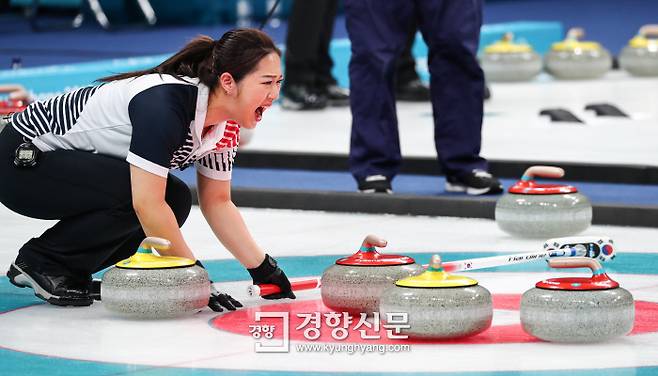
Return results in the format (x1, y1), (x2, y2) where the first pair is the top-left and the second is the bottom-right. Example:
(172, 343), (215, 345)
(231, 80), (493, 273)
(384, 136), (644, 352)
(10, 74), (240, 180)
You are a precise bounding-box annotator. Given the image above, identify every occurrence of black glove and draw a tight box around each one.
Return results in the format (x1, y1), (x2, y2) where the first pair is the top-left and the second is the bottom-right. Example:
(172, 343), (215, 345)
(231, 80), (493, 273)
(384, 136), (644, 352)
(196, 260), (244, 312)
(247, 254), (296, 300)
(208, 284), (243, 312)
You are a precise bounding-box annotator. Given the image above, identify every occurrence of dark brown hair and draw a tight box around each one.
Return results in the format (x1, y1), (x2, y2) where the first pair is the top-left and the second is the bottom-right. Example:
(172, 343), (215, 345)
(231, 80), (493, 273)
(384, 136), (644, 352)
(98, 28), (281, 88)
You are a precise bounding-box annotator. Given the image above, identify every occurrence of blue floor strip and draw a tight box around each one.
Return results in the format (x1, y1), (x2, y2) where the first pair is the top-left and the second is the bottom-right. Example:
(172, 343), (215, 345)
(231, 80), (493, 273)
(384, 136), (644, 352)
(173, 167), (658, 207)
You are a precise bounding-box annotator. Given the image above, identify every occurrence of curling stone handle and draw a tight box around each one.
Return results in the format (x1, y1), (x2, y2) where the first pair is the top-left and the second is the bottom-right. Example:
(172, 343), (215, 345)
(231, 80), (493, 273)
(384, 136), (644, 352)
(566, 27), (584, 40)
(137, 237), (171, 253)
(427, 254), (443, 271)
(548, 257), (603, 273)
(361, 234), (387, 251)
(521, 166), (565, 181)
(639, 24), (658, 37)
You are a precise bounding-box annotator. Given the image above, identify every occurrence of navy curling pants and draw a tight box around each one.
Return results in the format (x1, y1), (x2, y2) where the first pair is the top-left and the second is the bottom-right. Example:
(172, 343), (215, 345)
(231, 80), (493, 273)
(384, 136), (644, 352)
(0, 124), (192, 280)
(345, 0), (488, 181)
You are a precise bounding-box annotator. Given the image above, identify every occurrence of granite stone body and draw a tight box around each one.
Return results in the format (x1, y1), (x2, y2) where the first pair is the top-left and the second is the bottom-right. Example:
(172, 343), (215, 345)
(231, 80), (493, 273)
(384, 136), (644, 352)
(545, 48), (612, 79)
(520, 287), (635, 342)
(102, 265), (210, 319)
(379, 285), (493, 339)
(321, 263), (424, 315)
(620, 46), (658, 76)
(495, 192), (592, 238)
(481, 51), (543, 82)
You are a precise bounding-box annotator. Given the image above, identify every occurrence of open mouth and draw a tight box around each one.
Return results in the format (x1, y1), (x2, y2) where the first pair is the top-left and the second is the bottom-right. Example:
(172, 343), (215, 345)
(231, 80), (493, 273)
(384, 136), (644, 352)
(255, 106), (265, 122)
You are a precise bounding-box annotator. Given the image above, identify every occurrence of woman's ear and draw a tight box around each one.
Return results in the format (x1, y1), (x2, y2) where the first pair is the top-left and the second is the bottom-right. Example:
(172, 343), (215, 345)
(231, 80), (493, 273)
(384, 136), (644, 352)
(219, 72), (235, 96)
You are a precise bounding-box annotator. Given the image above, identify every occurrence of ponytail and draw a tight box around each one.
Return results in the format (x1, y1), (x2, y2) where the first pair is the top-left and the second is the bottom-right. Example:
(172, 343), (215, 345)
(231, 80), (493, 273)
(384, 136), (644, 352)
(98, 28), (280, 90)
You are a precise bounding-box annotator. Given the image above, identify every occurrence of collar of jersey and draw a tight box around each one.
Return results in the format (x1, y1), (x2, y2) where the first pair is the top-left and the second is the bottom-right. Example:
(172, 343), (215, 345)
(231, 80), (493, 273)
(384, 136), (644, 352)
(191, 80), (230, 155)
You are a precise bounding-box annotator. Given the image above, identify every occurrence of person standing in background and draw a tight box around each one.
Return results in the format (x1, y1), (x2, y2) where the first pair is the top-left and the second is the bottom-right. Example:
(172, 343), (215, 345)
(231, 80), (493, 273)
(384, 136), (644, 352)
(281, 0), (430, 110)
(280, 0), (348, 110)
(395, 22), (431, 102)
(345, 0), (502, 195)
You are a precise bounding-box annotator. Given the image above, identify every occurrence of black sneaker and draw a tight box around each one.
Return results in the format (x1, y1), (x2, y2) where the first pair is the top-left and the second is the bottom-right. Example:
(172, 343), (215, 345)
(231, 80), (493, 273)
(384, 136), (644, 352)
(323, 84), (350, 107)
(396, 78), (430, 102)
(445, 169), (503, 195)
(281, 84), (328, 110)
(89, 279), (102, 301)
(7, 257), (93, 306)
(358, 175), (393, 194)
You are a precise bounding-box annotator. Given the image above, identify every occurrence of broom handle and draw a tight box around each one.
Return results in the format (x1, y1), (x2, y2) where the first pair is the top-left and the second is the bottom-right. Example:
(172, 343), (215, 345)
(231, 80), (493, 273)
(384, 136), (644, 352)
(248, 277), (321, 297)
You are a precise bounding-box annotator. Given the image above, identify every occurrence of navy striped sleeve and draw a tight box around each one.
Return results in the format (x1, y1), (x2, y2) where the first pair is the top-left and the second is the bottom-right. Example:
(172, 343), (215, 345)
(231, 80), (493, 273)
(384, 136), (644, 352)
(127, 84), (197, 177)
(10, 85), (101, 140)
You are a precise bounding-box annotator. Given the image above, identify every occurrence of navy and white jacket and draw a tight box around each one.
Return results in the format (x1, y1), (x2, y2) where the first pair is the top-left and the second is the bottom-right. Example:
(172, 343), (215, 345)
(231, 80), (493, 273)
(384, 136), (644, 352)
(10, 74), (239, 180)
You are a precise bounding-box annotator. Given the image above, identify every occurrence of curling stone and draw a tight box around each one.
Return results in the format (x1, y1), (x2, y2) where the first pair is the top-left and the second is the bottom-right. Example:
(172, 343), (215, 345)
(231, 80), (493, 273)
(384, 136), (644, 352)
(495, 166), (592, 238)
(480, 32), (543, 82)
(0, 99), (28, 115)
(101, 237), (210, 319)
(379, 255), (492, 339)
(521, 257), (634, 342)
(620, 25), (658, 77)
(545, 28), (612, 79)
(321, 235), (424, 315)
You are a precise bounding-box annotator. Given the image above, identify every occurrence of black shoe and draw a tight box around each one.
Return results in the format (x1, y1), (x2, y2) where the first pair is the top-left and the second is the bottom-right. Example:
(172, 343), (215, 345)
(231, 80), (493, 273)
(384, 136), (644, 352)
(7, 257), (93, 306)
(281, 84), (328, 110)
(396, 78), (430, 102)
(89, 279), (102, 301)
(324, 84), (350, 107)
(445, 169), (503, 195)
(358, 175), (393, 194)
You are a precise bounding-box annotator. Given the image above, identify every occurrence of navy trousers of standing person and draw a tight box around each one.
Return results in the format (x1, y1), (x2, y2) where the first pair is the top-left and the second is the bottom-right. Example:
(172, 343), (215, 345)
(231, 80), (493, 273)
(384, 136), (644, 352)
(345, 0), (488, 181)
(0, 124), (192, 282)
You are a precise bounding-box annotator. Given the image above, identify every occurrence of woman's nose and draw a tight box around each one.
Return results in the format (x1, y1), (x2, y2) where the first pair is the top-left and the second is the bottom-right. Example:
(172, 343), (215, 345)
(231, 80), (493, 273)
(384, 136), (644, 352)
(269, 86), (280, 101)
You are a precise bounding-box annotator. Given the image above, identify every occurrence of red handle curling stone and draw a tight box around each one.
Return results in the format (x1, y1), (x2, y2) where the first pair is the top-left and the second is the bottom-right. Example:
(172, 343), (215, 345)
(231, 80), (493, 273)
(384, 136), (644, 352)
(0, 99), (28, 115)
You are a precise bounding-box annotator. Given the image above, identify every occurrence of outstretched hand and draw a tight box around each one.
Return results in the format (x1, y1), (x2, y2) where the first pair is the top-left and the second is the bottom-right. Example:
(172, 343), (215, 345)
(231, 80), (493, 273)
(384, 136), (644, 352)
(248, 254), (296, 300)
(208, 284), (243, 312)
